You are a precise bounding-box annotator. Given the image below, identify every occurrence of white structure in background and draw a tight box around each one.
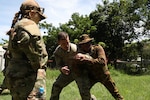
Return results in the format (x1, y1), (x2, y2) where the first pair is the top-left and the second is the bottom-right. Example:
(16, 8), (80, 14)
(0, 46), (5, 71)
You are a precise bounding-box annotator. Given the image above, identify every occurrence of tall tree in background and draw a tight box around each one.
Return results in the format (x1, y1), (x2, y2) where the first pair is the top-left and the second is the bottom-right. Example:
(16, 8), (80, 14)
(89, 0), (150, 61)
(59, 13), (96, 43)
(40, 0), (150, 62)
(40, 22), (60, 57)
(40, 13), (96, 57)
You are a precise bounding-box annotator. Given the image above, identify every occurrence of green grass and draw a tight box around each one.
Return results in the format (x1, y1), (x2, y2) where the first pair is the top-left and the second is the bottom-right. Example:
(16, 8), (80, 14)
(0, 68), (150, 100)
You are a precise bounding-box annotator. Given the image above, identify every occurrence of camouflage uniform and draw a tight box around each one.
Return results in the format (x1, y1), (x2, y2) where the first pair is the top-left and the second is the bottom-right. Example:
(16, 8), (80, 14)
(73, 44), (124, 100)
(50, 43), (76, 100)
(50, 42), (92, 100)
(5, 18), (48, 100)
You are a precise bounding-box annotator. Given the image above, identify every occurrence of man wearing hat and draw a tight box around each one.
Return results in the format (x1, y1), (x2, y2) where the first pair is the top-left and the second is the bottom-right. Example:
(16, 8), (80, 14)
(5, 0), (48, 99)
(73, 34), (124, 100)
(50, 32), (97, 100)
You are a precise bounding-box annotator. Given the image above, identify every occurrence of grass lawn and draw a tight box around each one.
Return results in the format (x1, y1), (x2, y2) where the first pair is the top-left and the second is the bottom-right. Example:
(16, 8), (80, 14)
(0, 68), (150, 100)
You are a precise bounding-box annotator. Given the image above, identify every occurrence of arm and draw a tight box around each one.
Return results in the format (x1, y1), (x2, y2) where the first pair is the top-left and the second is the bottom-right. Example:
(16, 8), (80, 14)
(75, 45), (106, 66)
(90, 45), (107, 65)
(17, 30), (48, 71)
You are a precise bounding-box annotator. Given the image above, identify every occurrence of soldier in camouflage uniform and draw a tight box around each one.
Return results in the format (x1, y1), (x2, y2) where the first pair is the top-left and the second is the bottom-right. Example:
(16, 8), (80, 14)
(4, 0), (48, 99)
(50, 32), (95, 100)
(73, 34), (124, 100)
(50, 32), (76, 100)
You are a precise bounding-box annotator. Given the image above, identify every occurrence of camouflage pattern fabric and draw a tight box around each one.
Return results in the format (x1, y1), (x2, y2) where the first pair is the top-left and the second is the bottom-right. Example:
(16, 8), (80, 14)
(50, 43), (77, 100)
(5, 18), (47, 100)
(50, 72), (74, 100)
(28, 69), (46, 100)
(50, 43), (94, 100)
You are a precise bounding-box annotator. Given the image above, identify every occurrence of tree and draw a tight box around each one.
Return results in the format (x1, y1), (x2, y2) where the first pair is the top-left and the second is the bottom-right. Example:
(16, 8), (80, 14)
(59, 13), (96, 43)
(89, 0), (150, 61)
(39, 13), (96, 58)
(89, 1), (127, 60)
(40, 21), (61, 57)
(40, 0), (150, 64)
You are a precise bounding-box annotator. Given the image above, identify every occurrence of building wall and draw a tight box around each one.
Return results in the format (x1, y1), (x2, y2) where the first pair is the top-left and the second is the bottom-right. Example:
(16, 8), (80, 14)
(0, 46), (5, 71)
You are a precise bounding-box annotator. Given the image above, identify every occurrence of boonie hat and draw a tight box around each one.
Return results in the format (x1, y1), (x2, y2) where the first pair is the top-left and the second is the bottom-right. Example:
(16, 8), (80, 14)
(20, 0), (46, 20)
(78, 34), (94, 44)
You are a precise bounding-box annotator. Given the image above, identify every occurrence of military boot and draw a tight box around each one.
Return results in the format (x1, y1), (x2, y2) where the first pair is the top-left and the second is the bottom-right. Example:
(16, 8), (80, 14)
(115, 94), (124, 100)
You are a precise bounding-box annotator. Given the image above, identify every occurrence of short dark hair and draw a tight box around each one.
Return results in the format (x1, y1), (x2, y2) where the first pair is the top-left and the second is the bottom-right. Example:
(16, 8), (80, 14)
(57, 32), (69, 40)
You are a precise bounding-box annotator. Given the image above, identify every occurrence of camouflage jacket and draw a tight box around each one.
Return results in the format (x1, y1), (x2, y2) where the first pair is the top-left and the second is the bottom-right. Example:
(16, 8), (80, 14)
(7, 18), (48, 77)
(53, 43), (77, 70)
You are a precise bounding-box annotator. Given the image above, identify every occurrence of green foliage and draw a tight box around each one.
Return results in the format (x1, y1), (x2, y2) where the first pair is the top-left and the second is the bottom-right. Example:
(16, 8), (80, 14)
(142, 40), (150, 59)
(89, 0), (150, 60)
(90, 1), (127, 60)
(60, 13), (96, 43)
(40, 13), (96, 58)
(122, 39), (150, 63)
(40, 21), (61, 57)
(0, 39), (8, 45)
(122, 42), (139, 61)
(39, 0), (150, 63)
(98, 42), (107, 48)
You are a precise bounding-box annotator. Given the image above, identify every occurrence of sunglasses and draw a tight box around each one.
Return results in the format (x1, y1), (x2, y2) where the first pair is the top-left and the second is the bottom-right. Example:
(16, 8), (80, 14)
(25, 6), (45, 14)
(36, 7), (45, 14)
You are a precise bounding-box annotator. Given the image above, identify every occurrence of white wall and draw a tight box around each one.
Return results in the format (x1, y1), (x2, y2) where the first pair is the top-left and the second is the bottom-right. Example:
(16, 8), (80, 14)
(0, 46), (5, 71)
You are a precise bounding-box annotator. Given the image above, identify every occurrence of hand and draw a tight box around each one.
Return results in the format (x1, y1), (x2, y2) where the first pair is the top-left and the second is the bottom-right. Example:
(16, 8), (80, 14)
(74, 53), (92, 63)
(74, 53), (86, 61)
(61, 66), (70, 75)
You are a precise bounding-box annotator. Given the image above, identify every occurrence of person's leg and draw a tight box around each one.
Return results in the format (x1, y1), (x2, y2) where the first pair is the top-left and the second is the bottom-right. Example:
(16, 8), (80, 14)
(6, 74), (36, 100)
(102, 73), (124, 100)
(50, 73), (74, 100)
(89, 79), (98, 100)
(75, 69), (91, 100)
(11, 69), (46, 100)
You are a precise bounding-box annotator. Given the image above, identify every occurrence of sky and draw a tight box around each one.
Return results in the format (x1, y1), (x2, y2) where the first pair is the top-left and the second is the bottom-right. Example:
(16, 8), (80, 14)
(0, 0), (103, 43)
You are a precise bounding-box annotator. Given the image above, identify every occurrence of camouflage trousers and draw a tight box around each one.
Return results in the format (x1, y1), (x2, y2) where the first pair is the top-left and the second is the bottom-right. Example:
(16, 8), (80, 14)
(50, 72), (74, 100)
(50, 70), (92, 100)
(5, 69), (46, 100)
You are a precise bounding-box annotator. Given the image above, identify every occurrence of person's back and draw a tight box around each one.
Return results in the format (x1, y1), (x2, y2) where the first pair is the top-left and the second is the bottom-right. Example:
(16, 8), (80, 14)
(84, 44), (109, 81)
(5, 0), (48, 99)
